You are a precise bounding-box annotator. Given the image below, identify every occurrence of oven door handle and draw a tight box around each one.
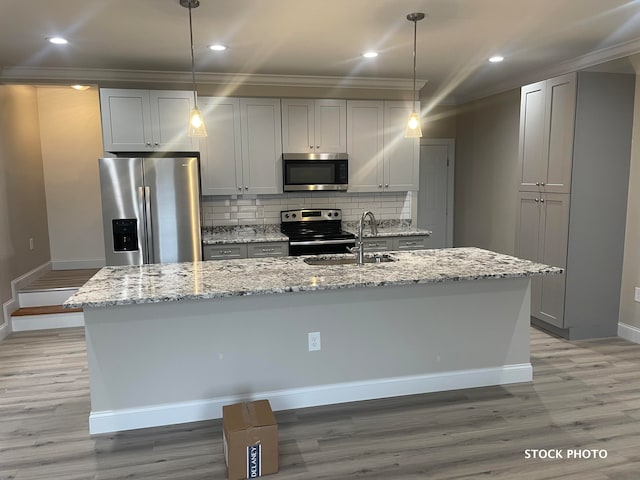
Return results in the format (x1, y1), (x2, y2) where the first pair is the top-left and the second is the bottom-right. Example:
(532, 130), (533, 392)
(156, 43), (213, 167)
(289, 239), (355, 246)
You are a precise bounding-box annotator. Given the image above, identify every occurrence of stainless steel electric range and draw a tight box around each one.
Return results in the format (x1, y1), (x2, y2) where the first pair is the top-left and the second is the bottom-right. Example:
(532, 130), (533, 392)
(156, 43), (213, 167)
(280, 209), (356, 256)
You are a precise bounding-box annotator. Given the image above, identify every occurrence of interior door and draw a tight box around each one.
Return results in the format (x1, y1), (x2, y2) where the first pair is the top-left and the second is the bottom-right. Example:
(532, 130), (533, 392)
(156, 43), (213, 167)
(418, 139), (454, 248)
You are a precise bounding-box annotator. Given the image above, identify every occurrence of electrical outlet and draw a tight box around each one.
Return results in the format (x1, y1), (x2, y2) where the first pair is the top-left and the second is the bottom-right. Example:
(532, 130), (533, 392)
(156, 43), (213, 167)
(29, 238), (34, 251)
(635, 287), (640, 303)
(308, 332), (321, 352)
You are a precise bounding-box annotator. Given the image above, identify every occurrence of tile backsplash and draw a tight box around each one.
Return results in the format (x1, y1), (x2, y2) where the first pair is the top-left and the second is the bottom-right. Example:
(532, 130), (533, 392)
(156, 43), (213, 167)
(201, 191), (415, 226)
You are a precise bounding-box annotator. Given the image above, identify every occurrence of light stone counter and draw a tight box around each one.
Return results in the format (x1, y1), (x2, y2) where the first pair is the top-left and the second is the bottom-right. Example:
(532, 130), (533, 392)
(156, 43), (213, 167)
(343, 220), (432, 238)
(201, 225), (288, 245)
(65, 247), (560, 309)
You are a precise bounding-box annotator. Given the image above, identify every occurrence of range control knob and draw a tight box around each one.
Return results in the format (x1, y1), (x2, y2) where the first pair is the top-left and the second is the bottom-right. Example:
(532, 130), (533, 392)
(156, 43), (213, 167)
(284, 214), (290, 218)
(292, 213), (297, 218)
(333, 211), (340, 217)
(327, 212), (332, 217)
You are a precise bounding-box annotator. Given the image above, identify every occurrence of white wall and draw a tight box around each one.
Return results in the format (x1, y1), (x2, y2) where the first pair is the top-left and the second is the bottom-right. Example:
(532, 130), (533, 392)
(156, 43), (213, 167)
(37, 87), (105, 269)
(619, 75), (640, 331)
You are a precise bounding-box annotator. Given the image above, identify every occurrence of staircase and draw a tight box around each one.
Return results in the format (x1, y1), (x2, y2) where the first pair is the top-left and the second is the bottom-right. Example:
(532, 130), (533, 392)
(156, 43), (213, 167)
(11, 269), (99, 332)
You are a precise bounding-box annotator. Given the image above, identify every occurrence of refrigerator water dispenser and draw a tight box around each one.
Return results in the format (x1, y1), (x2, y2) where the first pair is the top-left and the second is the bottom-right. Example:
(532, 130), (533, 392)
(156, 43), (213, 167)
(112, 219), (138, 251)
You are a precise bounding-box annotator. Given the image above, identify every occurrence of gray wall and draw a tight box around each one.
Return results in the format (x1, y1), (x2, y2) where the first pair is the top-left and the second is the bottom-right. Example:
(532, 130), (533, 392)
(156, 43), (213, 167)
(619, 75), (640, 330)
(453, 89), (521, 254)
(0, 86), (51, 329)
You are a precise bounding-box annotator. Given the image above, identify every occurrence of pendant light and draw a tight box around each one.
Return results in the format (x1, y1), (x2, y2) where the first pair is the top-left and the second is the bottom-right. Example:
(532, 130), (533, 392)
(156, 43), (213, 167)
(405, 12), (425, 138)
(180, 0), (207, 137)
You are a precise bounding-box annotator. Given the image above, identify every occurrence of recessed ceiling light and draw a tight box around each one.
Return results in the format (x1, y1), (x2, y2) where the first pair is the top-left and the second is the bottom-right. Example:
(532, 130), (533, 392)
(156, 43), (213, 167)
(362, 51), (379, 58)
(209, 44), (227, 51)
(49, 37), (68, 45)
(71, 85), (90, 91)
(489, 55), (504, 63)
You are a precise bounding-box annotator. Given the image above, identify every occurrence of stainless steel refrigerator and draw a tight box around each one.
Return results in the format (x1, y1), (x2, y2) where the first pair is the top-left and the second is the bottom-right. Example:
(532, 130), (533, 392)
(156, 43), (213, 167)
(98, 156), (202, 266)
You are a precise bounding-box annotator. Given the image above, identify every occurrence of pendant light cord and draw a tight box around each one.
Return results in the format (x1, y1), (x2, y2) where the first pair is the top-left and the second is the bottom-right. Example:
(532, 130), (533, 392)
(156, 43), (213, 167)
(412, 18), (417, 105)
(188, 4), (197, 106)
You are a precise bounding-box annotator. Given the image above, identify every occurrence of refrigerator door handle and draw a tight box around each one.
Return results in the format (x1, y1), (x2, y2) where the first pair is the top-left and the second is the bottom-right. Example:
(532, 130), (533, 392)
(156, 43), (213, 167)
(137, 186), (149, 264)
(144, 186), (154, 264)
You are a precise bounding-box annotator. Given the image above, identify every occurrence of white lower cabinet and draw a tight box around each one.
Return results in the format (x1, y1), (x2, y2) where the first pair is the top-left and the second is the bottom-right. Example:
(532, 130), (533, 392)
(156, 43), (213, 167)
(362, 236), (430, 252)
(203, 242), (288, 261)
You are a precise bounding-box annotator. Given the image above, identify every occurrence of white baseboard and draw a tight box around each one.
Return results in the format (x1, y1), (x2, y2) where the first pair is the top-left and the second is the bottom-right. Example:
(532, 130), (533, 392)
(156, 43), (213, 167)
(51, 259), (105, 270)
(12, 312), (84, 332)
(0, 320), (10, 341)
(618, 322), (640, 344)
(89, 363), (532, 435)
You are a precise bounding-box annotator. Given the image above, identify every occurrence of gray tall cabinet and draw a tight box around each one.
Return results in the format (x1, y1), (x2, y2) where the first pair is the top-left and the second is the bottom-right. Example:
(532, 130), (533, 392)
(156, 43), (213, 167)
(516, 71), (635, 339)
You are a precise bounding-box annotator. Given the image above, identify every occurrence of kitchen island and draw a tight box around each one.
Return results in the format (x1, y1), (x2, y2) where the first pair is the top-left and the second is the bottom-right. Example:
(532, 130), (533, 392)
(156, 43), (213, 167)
(65, 248), (561, 434)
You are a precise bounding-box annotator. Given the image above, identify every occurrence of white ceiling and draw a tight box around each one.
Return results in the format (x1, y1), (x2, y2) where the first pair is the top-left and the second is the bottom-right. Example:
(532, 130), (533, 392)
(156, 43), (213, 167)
(1, 0), (640, 102)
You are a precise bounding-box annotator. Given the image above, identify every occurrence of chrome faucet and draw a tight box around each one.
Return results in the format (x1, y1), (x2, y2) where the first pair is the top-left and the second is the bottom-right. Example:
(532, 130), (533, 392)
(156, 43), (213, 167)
(354, 211), (378, 265)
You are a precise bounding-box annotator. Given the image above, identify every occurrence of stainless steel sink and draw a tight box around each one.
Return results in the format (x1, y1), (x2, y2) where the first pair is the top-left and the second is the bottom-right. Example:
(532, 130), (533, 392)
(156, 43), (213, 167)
(304, 254), (398, 266)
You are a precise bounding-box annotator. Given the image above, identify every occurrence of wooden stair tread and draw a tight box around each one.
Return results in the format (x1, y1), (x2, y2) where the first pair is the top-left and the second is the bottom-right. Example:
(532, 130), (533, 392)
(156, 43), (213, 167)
(12, 305), (83, 316)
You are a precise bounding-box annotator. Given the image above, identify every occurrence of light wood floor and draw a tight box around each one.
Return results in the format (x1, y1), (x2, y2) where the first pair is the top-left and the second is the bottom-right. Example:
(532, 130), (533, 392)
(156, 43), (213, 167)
(1, 327), (640, 479)
(22, 269), (100, 292)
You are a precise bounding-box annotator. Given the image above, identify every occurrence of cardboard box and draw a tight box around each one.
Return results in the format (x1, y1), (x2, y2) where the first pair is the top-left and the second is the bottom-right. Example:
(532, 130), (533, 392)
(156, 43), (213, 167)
(223, 400), (279, 480)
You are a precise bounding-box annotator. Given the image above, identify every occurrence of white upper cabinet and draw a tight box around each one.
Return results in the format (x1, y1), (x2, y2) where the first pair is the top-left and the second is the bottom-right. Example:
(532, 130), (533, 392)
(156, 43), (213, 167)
(383, 101), (420, 192)
(199, 97), (243, 196)
(347, 100), (419, 192)
(200, 97), (282, 195)
(240, 98), (283, 195)
(282, 99), (347, 153)
(518, 73), (576, 193)
(100, 88), (199, 152)
(346, 100), (384, 192)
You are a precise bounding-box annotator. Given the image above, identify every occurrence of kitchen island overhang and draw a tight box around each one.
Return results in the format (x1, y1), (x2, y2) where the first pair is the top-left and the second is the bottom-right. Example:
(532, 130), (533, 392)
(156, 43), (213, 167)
(65, 248), (561, 435)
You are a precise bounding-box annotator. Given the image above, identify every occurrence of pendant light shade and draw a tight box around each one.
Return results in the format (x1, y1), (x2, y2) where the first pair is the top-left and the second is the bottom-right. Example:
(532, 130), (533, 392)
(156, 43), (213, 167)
(181, 0), (207, 137)
(405, 12), (425, 138)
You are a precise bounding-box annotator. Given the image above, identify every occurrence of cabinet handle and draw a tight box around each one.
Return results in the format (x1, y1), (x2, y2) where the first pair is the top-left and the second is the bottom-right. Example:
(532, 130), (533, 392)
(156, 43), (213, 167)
(244, 186), (249, 190)
(316, 145), (320, 148)
(379, 184), (383, 188)
(154, 142), (159, 146)
(309, 145), (314, 149)
(536, 182), (540, 186)
(385, 184), (389, 188)
(534, 198), (539, 203)
(220, 250), (232, 255)
(540, 198), (545, 203)
(405, 241), (417, 246)
(540, 182), (546, 186)
(146, 142), (151, 146)
(238, 186), (242, 191)
(261, 248), (275, 252)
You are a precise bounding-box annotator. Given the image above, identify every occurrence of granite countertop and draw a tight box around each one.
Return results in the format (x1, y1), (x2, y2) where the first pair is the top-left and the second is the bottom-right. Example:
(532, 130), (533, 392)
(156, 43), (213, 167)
(65, 247), (562, 309)
(343, 220), (431, 238)
(202, 225), (288, 245)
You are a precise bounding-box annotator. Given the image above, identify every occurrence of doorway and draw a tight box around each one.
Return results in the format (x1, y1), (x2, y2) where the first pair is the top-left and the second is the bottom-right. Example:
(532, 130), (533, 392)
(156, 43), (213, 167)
(417, 138), (455, 248)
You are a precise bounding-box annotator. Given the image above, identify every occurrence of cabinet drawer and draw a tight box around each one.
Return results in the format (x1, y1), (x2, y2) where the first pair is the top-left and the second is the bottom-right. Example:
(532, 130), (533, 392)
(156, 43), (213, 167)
(202, 244), (247, 260)
(247, 242), (289, 258)
(393, 236), (430, 250)
(362, 238), (393, 251)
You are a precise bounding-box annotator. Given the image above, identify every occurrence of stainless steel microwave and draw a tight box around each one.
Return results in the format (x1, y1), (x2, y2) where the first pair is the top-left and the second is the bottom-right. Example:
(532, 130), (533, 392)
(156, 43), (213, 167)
(282, 153), (348, 191)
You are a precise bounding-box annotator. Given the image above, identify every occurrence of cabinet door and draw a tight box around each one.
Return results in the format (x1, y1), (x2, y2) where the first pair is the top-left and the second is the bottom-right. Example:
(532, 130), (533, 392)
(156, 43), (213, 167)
(199, 97), (242, 195)
(518, 81), (546, 191)
(240, 98), (283, 194)
(247, 242), (289, 258)
(544, 73), (576, 193)
(149, 91), (199, 152)
(516, 192), (544, 317)
(202, 244), (247, 260)
(315, 99), (347, 152)
(100, 88), (153, 152)
(537, 193), (570, 327)
(393, 236), (430, 250)
(347, 100), (384, 192)
(383, 101), (419, 191)
(281, 99), (314, 153)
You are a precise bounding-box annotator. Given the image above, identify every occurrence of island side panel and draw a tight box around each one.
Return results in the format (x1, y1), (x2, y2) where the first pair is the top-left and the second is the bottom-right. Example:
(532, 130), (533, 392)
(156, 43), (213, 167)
(84, 277), (531, 433)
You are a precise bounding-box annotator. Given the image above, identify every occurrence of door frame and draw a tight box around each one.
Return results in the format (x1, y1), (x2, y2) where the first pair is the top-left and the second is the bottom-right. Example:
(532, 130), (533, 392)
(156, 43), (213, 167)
(418, 138), (455, 247)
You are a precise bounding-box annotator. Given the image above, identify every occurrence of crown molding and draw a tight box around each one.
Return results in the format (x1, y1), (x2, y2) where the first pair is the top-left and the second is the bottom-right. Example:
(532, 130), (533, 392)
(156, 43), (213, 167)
(456, 36), (640, 104)
(0, 66), (427, 91)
